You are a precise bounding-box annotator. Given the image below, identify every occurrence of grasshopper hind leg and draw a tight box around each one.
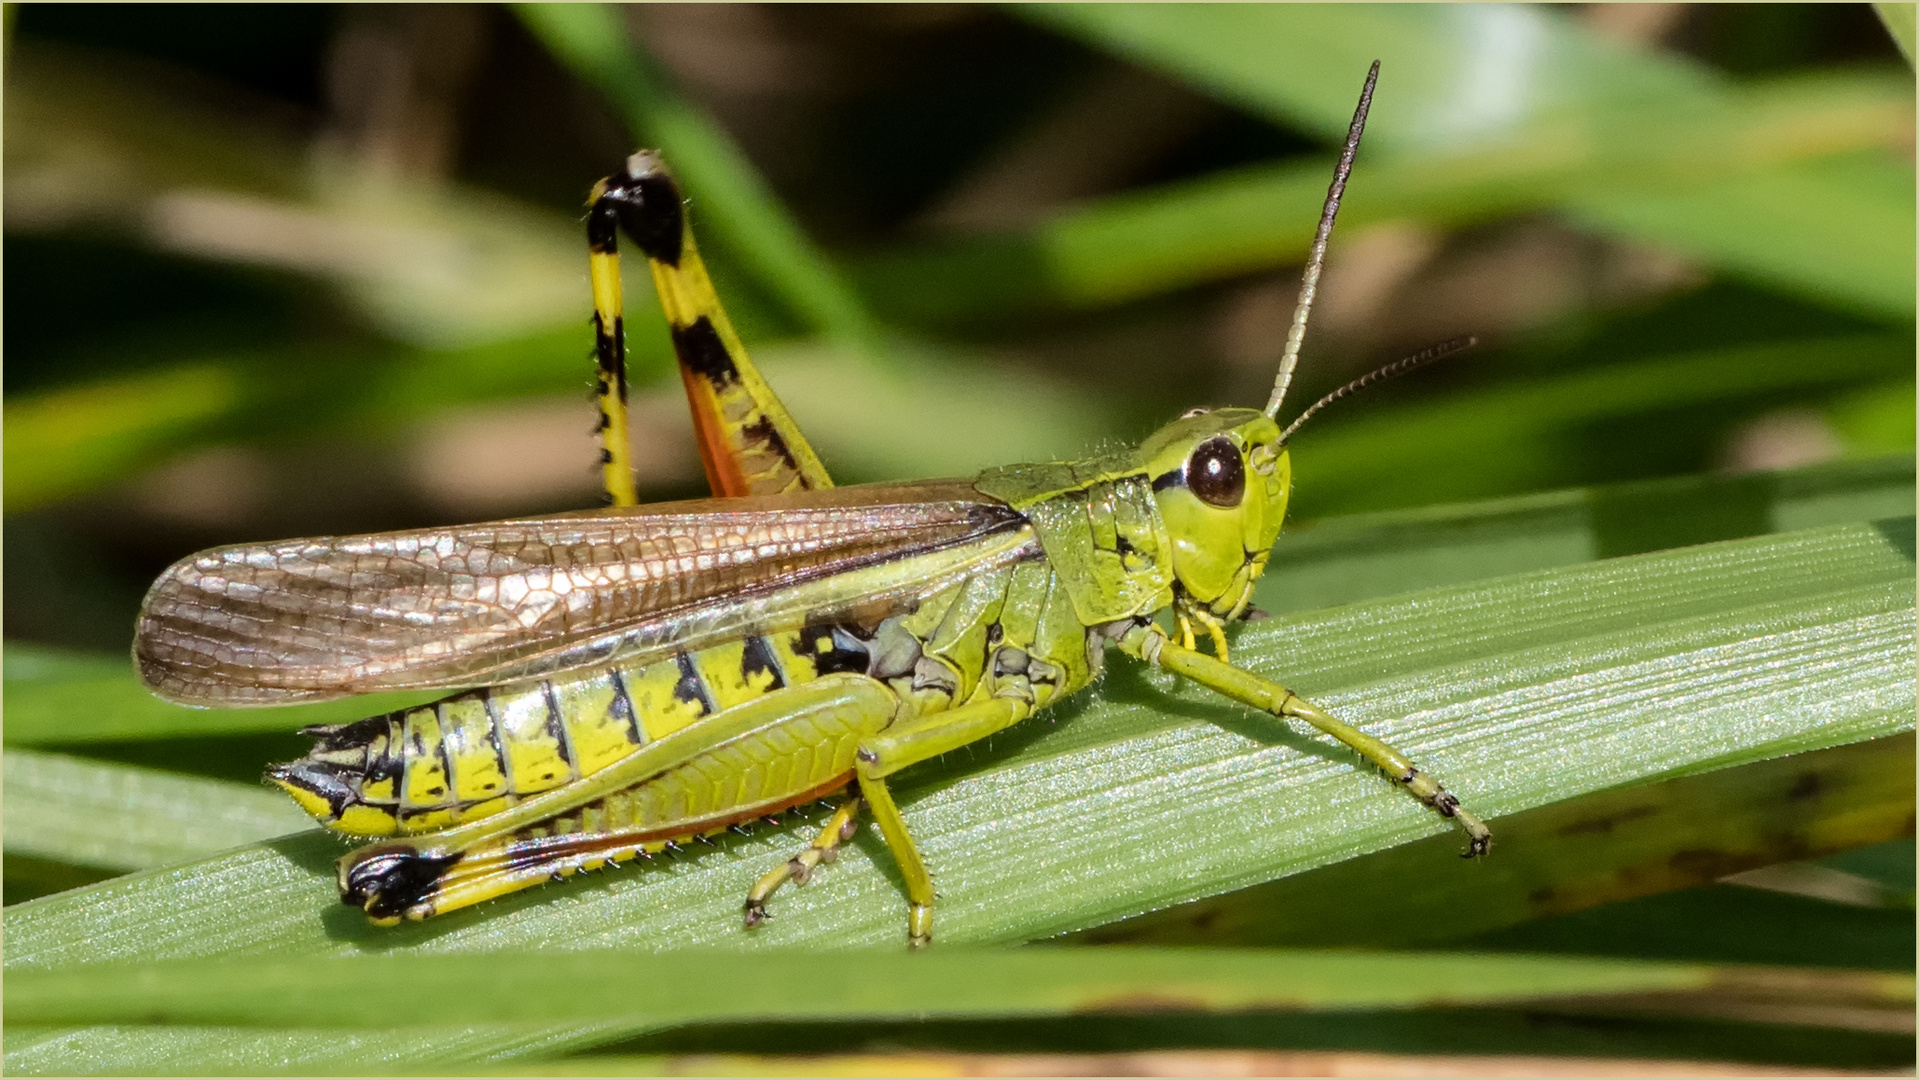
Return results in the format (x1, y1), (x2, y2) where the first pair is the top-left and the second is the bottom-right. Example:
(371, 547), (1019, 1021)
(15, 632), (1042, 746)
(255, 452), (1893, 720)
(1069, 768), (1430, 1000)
(743, 796), (862, 929)
(339, 845), (463, 924)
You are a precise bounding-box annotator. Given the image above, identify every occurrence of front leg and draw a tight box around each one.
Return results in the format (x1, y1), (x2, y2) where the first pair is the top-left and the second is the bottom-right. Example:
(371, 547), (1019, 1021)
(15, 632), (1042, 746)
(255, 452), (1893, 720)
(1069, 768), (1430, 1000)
(1115, 622), (1491, 856)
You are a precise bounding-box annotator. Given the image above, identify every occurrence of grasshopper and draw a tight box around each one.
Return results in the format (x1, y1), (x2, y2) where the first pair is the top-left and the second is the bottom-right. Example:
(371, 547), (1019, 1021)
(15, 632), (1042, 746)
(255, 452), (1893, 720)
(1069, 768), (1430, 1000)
(134, 62), (1487, 947)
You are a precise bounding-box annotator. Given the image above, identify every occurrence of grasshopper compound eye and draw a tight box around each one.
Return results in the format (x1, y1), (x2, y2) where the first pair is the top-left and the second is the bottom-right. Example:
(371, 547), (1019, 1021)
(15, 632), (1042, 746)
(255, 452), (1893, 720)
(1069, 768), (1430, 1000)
(1187, 436), (1245, 508)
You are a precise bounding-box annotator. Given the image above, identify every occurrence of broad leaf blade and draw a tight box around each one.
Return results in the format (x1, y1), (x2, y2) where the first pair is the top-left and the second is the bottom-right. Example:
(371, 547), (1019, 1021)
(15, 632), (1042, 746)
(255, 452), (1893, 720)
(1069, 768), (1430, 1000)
(5, 950), (1908, 1074)
(8, 947), (1885, 1029)
(1078, 733), (1915, 948)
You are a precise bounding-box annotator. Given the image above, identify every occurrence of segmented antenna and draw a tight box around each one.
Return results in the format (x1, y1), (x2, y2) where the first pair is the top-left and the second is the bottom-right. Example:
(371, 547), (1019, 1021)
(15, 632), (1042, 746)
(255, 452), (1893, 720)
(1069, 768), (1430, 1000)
(1265, 59), (1380, 420)
(1280, 336), (1477, 443)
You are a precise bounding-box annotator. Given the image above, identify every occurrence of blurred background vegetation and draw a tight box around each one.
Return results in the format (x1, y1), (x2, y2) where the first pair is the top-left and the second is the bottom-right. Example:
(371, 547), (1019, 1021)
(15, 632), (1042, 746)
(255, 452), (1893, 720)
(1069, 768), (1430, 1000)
(3, 4), (1913, 1075)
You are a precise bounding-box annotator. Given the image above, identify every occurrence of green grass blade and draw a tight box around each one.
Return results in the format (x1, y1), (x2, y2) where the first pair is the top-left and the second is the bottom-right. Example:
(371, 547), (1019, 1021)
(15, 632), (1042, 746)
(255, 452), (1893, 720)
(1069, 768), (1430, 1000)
(6, 950), (1908, 1074)
(1, 324), (673, 516)
(3, 365), (245, 511)
(1260, 454), (1914, 613)
(1078, 733), (1913, 949)
(860, 113), (1911, 325)
(1567, 150), (1917, 321)
(1018, 5), (1710, 154)
(7, 947), (1881, 1029)
(513, 3), (884, 362)
(3, 750), (314, 872)
(0, 1022), (584, 1078)
(1876, 3), (1917, 66)
(3, 646), (440, 745)
(1285, 336), (1912, 517)
(869, 7), (1913, 322)
(8, 519), (1910, 973)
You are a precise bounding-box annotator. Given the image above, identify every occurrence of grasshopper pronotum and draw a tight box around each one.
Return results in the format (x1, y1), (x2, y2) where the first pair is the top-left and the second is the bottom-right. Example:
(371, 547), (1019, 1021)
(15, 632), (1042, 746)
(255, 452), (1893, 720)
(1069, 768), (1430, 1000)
(134, 62), (1486, 947)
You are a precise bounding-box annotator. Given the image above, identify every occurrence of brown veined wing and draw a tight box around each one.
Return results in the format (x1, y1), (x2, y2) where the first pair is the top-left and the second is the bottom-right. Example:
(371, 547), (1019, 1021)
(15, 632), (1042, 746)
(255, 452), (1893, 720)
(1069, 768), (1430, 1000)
(135, 481), (1032, 707)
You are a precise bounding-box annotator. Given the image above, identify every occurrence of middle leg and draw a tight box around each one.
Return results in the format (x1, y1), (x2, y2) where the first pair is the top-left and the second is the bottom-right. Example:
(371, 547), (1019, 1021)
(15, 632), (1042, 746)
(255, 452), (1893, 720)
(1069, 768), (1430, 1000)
(743, 796), (863, 928)
(855, 695), (1035, 947)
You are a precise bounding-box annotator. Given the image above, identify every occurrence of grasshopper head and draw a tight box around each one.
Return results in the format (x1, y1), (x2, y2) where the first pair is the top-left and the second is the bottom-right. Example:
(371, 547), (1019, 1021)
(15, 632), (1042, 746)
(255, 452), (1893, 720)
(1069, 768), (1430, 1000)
(1140, 407), (1290, 621)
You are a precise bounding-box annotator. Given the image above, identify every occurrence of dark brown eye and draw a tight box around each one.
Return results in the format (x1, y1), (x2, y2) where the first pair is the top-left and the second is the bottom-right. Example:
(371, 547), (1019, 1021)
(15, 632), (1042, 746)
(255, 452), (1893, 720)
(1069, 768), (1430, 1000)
(1186, 436), (1245, 508)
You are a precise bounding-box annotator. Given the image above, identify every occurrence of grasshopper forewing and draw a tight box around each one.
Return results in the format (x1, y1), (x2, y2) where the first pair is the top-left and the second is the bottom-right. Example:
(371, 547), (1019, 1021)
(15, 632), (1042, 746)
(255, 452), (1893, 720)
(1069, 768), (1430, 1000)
(134, 61), (1488, 946)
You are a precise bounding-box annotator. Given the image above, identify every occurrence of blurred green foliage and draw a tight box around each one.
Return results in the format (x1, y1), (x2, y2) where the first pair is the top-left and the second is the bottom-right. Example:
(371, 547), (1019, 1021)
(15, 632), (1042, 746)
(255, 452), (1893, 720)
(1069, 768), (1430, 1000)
(2, 4), (1912, 1074)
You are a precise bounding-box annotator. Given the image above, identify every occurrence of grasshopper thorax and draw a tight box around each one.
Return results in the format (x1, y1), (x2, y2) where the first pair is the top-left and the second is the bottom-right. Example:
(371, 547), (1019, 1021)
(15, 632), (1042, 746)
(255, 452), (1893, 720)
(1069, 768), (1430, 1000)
(1139, 407), (1290, 622)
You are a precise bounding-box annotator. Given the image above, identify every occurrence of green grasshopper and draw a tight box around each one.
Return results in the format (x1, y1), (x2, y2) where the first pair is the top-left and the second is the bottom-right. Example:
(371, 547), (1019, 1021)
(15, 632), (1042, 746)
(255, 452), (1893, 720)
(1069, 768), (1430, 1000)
(134, 62), (1486, 947)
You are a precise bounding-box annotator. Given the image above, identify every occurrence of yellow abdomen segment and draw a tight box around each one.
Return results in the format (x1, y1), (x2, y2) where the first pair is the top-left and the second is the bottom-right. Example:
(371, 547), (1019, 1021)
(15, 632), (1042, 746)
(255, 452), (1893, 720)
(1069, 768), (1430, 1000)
(271, 628), (840, 837)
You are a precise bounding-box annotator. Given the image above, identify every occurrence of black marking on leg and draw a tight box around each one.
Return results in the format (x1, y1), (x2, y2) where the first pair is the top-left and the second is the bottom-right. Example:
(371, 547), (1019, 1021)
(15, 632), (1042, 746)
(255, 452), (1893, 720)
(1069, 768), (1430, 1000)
(744, 897), (769, 928)
(591, 313), (624, 370)
(342, 847), (462, 918)
(670, 316), (739, 386)
(1431, 790), (1460, 818)
(741, 634), (787, 691)
(587, 201), (621, 255)
(592, 169), (685, 265)
(672, 650), (717, 715)
(591, 313), (629, 400)
(740, 416), (801, 473)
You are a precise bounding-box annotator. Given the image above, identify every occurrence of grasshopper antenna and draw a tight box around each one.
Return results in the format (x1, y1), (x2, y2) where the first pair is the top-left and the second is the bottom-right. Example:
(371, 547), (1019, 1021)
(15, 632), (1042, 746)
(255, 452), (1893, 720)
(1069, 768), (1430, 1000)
(1281, 336), (1477, 443)
(1265, 59), (1380, 421)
